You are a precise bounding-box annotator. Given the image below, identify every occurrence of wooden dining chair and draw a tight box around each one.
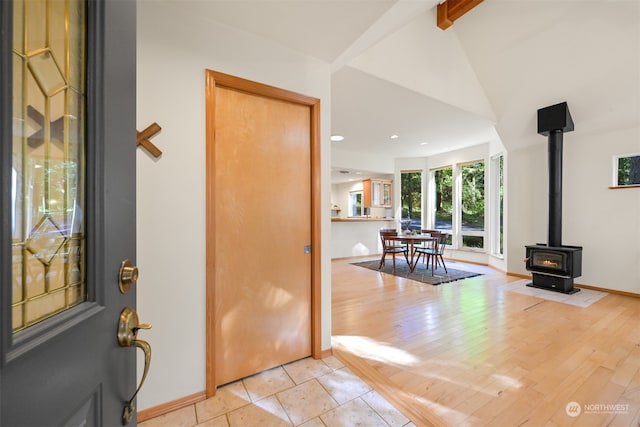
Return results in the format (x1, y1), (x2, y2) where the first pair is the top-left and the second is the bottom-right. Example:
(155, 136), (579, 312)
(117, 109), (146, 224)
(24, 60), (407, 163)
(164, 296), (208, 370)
(378, 229), (409, 272)
(414, 232), (448, 274)
(421, 229), (437, 235)
(417, 229), (437, 251)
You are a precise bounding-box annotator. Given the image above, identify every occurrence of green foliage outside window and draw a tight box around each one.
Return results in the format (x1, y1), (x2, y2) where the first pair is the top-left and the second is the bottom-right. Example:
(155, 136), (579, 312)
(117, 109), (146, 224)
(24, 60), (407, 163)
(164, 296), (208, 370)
(401, 171), (422, 224)
(463, 236), (484, 248)
(461, 161), (485, 230)
(434, 168), (453, 229)
(618, 155), (640, 186)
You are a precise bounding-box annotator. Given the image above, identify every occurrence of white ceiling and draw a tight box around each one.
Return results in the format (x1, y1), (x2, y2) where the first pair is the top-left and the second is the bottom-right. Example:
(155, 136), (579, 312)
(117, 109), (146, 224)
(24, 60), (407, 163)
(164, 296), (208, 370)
(331, 66), (498, 159)
(184, 0), (399, 63)
(178, 0), (639, 183)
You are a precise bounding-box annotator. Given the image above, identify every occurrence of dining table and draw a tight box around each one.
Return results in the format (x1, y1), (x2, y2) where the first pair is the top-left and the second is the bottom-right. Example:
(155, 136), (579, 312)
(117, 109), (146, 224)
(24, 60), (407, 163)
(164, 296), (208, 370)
(387, 233), (437, 273)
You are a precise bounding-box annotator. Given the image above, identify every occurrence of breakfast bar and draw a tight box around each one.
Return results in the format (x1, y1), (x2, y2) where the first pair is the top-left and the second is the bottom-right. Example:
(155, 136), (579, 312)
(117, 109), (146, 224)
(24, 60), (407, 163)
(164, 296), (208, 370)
(331, 217), (396, 259)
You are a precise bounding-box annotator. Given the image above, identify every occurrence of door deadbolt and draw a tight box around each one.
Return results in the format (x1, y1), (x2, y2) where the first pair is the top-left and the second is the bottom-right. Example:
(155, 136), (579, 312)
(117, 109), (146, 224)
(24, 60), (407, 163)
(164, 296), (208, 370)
(119, 259), (139, 294)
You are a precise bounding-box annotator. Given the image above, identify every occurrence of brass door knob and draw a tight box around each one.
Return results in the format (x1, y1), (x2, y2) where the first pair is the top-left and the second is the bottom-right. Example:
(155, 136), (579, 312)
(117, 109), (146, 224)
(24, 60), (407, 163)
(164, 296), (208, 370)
(119, 259), (139, 294)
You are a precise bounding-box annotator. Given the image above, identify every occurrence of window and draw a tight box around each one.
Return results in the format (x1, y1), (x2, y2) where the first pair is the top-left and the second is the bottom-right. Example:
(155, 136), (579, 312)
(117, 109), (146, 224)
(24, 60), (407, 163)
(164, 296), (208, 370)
(430, 160), (487, 251)
(401, 171), (422, 231)
(615, 154), (640, 186)
(491, 154), (504, 256)
(349, 191), (363, 216)
(460, 161), (485, 249)
(433, 167), (453, 231)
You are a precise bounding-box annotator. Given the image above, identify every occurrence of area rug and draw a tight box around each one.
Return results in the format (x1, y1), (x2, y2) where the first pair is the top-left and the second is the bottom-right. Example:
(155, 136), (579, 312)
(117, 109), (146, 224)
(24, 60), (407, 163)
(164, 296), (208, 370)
(351, 259), (483, 285)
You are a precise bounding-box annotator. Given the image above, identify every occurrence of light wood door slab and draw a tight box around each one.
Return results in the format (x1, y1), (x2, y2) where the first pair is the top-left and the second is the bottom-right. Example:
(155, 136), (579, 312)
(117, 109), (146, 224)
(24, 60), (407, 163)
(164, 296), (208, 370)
(213, 86), (311, 386)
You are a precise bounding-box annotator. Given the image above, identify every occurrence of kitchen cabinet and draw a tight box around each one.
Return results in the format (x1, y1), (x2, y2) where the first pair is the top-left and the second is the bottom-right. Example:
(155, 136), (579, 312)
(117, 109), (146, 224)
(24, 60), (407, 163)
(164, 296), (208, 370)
(363, 178), (392, 208)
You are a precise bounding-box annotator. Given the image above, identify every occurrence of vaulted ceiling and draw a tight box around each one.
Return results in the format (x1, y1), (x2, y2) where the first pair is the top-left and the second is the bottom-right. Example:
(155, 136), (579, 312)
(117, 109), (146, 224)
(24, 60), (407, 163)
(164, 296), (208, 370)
(176, 0), (639, 182)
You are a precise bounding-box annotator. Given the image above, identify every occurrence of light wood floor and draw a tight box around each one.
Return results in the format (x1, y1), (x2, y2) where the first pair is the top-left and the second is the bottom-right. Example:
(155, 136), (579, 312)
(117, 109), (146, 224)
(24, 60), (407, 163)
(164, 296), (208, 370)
(331, 257), (640, 427)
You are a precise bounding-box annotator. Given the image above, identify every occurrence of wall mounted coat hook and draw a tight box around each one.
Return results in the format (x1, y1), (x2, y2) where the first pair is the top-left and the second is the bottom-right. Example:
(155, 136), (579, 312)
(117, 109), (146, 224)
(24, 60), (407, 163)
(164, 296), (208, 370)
(137, 122), (163, 158)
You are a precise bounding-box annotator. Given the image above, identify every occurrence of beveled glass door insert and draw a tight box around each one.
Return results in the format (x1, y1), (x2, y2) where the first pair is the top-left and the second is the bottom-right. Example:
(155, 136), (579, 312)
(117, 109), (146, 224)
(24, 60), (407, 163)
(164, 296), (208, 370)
(12, 0), (87, 332)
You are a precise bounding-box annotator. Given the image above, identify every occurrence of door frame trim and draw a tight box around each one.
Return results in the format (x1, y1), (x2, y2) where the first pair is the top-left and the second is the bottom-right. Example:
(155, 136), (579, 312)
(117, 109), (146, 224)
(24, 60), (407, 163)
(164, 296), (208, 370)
(204, 69), (322, 396)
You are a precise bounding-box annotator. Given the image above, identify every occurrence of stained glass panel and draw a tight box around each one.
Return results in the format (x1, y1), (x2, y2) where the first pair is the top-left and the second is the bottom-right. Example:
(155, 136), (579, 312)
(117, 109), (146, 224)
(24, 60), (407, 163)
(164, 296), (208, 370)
(12, 0), (87, 332)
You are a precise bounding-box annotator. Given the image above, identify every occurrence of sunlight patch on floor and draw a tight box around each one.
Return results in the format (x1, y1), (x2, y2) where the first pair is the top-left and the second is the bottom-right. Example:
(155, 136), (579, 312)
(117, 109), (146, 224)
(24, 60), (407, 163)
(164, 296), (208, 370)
(332, 335), (419, 367)
(492, 373), (523, 389)
(333, 335), (524, 396)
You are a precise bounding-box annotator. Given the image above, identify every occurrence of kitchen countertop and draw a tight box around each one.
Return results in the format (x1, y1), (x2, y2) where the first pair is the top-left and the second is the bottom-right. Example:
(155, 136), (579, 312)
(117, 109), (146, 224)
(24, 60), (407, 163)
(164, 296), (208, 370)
(331, 217), (395, 222)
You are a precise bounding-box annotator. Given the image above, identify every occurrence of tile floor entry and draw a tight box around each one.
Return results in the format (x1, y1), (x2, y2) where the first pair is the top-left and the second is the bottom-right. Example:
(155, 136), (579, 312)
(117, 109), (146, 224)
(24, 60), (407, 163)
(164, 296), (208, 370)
(139, 356), (416, 427)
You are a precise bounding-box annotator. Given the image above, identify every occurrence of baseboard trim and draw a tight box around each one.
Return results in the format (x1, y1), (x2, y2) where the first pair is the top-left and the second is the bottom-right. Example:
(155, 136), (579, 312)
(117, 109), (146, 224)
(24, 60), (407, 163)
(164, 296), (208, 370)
(444, 256), (488, 266)
(332, 254), (381, 261)
(138, 391), (206, 423)
(575, 283), (640, 298)
(318, 348), (333, 359)
(507, 272), (531, 279)
(506, 272), (640, 298)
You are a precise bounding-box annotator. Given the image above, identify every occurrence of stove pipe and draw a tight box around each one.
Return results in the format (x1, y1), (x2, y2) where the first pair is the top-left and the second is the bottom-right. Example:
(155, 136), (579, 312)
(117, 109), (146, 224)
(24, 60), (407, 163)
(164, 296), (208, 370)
(548, 130), (563, 247)
(537, 102), (574, 248)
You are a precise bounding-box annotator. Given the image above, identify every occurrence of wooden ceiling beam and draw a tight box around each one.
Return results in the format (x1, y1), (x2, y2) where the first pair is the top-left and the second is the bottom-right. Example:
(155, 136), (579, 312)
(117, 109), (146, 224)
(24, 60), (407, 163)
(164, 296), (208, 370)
(437, 0), (484, 30)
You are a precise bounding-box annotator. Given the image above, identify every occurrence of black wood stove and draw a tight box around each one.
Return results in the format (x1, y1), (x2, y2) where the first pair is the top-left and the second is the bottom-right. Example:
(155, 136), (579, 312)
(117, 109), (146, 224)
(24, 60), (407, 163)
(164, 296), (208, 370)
(525, 102), (583, 294)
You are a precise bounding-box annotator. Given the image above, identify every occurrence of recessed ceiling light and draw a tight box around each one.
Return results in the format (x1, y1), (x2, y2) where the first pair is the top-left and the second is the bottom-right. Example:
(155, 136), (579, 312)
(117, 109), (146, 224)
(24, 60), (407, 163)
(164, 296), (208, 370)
(331, 135), (344, 142)
(420, 142), (429, 145)
(390, 134), (399, 140)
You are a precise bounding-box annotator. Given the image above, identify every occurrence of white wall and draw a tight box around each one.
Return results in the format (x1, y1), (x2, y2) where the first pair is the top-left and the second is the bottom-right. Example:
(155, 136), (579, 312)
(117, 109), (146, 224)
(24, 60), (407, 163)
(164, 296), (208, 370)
(507, 126), (640, 294)
(136, 1), (332, 410)
(332, 147), (394, 175)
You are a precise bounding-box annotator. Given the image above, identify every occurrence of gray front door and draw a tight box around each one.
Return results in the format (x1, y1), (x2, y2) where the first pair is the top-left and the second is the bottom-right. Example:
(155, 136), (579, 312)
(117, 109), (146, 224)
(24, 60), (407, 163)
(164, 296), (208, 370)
(1, 0), (139, 425)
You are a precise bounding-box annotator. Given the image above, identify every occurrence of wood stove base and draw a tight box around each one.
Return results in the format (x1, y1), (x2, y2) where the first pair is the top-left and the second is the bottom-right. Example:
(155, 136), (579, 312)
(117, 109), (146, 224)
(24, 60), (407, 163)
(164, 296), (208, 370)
(527, 273), (581, 294)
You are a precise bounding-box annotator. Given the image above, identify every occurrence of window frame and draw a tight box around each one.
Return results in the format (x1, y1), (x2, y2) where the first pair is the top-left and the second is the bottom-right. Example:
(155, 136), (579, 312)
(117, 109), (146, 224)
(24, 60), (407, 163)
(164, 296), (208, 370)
(348, 190), (363, 217)
(490, 153), (504, 257)
(611, 153), (640, 189)
(400, 170), (422, 231)
(429, 159), (488, 252)
(457, 159), (485, 251)
(430, 165), (453, 235)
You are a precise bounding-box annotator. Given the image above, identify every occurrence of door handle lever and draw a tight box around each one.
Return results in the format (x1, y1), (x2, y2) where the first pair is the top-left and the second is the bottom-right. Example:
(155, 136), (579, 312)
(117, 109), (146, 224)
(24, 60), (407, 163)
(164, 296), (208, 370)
(117, 307), (152, 425)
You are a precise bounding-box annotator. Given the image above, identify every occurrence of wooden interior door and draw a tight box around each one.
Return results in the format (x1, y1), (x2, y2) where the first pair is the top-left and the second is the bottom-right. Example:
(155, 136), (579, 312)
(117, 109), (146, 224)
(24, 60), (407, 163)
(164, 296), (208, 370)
(207, 73), (316, 387)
